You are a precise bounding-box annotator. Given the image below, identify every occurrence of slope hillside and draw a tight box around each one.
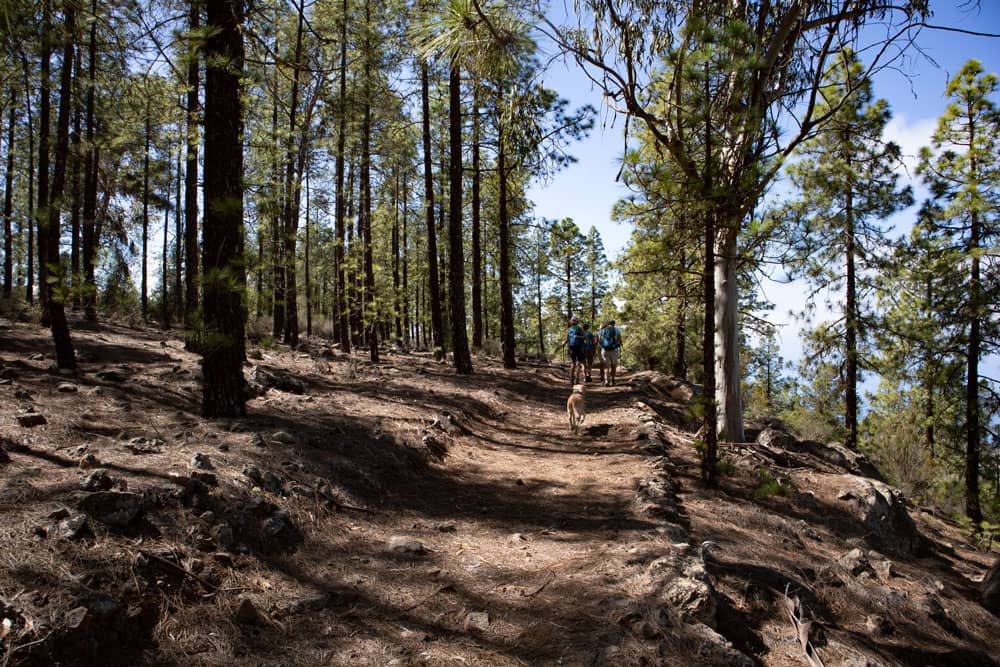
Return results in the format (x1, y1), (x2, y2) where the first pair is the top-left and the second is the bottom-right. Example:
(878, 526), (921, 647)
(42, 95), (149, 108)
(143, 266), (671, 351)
(1, 319), (998, 666)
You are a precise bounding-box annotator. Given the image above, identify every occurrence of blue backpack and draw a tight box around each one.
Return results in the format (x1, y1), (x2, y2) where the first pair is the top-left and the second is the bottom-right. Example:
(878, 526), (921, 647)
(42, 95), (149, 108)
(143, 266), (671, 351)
(600, 326), (620, 350)
(568, 324), (584, 349)
(583, 330), (595, 352)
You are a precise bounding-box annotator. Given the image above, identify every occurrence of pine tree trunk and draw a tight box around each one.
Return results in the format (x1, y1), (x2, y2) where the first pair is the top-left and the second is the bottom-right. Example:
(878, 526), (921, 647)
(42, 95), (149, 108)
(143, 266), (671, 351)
(281, 0), (305, 348)
(361, 0), (377, 363)
(334, 0), (350, 352)
(304, 171), (311, 337)
(422, 62), (445, 361)
(564, 259), (571, 321)
(81, 0), (97, 320)
(845, 188), (859, 450)
(44, 2), (77, 369)
(201, 0), (246, 418)
(471, 83), (482, 349)
(162, 194), (170, 328)
(965, 198), (983, 525)
(174, 133), (183, 321)
(69, 59), (81, 309)
(3, 88), (13, 299)
(714, 225), (744, 443)
(184, 0), (201, 347)
(141, 106), (150, 321)
(269, 87), (284, 337)
(497, 131), (515, 369)
(392, 172), (402, 346)
(22, 56), (35, 305)
(37, 1), (52, 322)
(673, 268), (688, 380)
(402, 171), (410, 348)
(701, 211), (718, 484)
(447, 62), (471, 374)
(347, 157), (362, 348)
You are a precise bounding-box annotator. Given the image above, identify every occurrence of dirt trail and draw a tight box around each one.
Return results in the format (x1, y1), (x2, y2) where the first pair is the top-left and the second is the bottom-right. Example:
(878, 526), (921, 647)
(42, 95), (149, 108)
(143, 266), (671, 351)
(291, 363), (678, 666)
(1, 322), (689, 666)
(4, 321), (999, 667)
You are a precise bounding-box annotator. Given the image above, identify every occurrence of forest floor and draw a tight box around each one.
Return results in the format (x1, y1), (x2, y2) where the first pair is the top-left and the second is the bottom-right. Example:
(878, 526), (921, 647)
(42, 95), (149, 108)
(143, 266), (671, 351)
(1, 316), (999, 666)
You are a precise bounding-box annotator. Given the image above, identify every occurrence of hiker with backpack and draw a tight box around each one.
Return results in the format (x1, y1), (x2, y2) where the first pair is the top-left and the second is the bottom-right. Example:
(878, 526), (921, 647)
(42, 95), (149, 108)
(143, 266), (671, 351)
(567, 316), (586, 385)
(582, 322), (598, 382)
(598, 320), (623, 386)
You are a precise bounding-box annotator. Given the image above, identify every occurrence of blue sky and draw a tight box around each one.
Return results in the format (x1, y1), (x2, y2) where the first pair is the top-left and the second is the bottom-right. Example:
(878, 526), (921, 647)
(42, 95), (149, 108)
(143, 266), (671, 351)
(526, 2), (1000, 365)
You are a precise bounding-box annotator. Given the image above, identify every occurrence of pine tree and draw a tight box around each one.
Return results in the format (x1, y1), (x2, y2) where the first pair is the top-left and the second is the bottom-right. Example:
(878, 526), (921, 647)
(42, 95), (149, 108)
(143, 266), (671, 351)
(583, 226), (608, 325)
(548, 217), (585, 322)
(917, 60), (1000, 525)
(781, 49), (913, 449)
(545, 0), (934, 452)
(201, 0), (246, 418)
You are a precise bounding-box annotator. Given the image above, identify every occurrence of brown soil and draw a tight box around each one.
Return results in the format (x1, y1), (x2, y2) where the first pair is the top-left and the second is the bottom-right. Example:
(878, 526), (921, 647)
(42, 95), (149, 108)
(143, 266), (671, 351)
(1, 318), (998, 666)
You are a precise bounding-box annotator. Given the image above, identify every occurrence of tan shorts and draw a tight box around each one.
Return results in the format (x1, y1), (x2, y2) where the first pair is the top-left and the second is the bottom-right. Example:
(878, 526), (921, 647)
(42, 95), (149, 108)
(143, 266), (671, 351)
(600, 348), (620, 366)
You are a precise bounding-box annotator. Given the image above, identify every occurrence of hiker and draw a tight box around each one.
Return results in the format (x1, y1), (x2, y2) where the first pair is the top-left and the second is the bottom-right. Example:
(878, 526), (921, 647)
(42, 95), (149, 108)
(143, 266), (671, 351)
(598, 320), (623, 386)
(582, 322), (598, 382)
(567, 316), (586, 385)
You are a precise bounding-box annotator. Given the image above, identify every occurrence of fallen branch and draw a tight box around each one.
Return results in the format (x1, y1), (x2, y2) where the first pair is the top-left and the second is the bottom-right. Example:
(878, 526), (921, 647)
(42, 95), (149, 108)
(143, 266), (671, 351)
(135, 548), (218, 591)
(782, 585), (824, 667)
(521, 575), (554, 598)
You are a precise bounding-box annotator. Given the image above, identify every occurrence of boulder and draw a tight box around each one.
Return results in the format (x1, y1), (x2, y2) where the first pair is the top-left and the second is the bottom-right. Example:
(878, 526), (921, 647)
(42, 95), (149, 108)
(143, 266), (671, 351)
(249, 366), (305, 395)
(387, 535), (427, 557)
(757, 427), (793, 450)
(81, 469), (115, 492)
(838, 548), (873, 577)
(836, 476), (924, 555)
(78, 492), (143, 527)
(50, 514), (93, 540)
(649, 556), (718, 629)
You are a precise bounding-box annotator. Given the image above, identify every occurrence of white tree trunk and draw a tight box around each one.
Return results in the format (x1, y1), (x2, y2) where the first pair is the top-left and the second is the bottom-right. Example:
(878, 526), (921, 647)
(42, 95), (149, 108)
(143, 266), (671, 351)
(714, 227), (744, 442)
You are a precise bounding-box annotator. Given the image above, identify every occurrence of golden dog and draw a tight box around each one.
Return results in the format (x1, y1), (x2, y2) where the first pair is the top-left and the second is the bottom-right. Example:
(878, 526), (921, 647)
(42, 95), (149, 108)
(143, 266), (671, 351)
(567, 384), (586, 434)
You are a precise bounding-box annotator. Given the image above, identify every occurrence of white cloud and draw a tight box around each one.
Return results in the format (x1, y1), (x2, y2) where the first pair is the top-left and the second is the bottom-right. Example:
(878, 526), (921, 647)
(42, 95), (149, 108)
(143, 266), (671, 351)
(883, 112), (937, 186)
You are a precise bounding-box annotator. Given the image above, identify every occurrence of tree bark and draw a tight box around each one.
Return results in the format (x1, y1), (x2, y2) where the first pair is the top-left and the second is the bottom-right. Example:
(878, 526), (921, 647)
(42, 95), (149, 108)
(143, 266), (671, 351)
(844, 186), (858, 450)
(402, 170), (410, 348)
(3, 88), (14, 299)
(37, 1), (52, 321)
(141, 103), (150, 320)
(44, 1), (77, 369)
(22, 56), (35, 305)
(471, 82), (482, 349)
(965, 206), (982, 525)
(161, 181), (171, 328)
(281, 0), (306, 348)
(392, 171), (402, 346)
(184, 0), (201, 346)
(447, 62), (472, 374)
(333, 0), (350, 351)
(361, 9), (378, 364)
(201, 0), (246, 418)
(69, 55), (81, 309)
(714, 225), (743, 443)
(498, 130), (515, 369)
(81, 0), (98, 320)
(422, 62), (445, 361)
(304, 171), (311, 337)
